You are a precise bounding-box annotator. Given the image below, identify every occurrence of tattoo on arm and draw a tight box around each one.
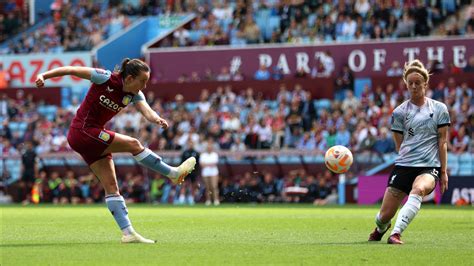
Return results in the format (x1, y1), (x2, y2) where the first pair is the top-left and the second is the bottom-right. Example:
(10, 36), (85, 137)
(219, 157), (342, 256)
(388, 187), (405, 199)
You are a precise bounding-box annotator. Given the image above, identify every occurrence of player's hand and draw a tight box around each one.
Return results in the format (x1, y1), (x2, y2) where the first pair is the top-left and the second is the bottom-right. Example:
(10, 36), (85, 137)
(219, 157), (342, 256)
(35, 74), (45, 88)
(440, 172), (448, 194)
(156, 117), (168, 129)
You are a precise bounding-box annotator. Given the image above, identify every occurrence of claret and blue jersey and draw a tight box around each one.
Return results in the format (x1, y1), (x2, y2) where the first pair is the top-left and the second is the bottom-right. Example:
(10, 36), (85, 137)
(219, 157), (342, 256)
(70, 68), (145, 129)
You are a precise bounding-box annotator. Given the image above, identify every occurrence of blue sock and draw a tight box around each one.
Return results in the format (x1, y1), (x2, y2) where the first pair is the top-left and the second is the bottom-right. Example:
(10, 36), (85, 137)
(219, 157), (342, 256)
(134, 148), (178, 178)
(105, 194), (134, 234)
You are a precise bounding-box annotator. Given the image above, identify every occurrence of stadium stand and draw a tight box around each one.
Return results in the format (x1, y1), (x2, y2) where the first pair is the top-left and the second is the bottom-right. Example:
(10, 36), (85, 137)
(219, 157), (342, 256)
(155, 0), (471, 48)
(3, 0), (472, 54)
(0, 0), (473, 205)
(1, 0), (136, 54)
(0, 0), (29, 44)
(1, 73), (473, 204)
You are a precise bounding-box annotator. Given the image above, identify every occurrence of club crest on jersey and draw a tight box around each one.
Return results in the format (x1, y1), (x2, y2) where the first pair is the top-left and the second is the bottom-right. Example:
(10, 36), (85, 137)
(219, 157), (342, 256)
(99, 131), (110, 142)
(122, 95), (132, 105)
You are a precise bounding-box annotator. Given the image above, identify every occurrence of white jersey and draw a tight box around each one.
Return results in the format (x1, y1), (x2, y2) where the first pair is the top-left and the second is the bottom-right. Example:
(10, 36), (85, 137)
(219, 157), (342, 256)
(391, 97), (450, 167)
(199, 151), (219, 177)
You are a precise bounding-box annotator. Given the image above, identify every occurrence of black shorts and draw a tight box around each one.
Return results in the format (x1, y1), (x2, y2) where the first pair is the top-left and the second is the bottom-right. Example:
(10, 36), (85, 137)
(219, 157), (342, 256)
(387, 166), (440, 195)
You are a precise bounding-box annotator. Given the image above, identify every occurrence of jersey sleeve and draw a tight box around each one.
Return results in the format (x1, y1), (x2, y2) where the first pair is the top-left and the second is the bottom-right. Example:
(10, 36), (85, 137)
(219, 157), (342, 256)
(90, 69), (112, 84)
(391, 108), (404, 134)
(132, 90), (146, 104)
(437, 103), (451, 128)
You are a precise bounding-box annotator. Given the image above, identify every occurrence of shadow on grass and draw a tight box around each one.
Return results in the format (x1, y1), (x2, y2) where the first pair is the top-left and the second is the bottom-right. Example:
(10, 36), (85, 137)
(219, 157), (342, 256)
(317, 241), (371, 245)
(292, 241), (371, 246)
(1, 242), (113, 248)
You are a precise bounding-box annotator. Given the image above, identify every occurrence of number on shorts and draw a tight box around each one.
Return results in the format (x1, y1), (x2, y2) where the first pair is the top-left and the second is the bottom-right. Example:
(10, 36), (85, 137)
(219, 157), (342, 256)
(430, 168), (439, 178)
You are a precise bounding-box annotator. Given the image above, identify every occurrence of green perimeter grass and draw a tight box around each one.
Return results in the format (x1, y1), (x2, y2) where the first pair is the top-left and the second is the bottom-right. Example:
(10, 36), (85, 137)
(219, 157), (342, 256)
(1, 205), (473, 265)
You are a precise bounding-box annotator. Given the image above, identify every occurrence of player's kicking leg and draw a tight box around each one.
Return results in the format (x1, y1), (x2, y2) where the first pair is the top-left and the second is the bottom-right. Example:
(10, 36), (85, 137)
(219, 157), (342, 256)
(387, 174), (435, 245)
(90, 157), (156, 244)
(103, 133), (196, 185)
(369, 187), (405, 242)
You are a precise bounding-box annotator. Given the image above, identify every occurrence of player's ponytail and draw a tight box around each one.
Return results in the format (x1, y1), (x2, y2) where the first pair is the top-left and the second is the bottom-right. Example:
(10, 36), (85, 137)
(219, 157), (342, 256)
(115, 58), (150, 79)
(403, 59), (430, 84)
(120, 58), (131, 73)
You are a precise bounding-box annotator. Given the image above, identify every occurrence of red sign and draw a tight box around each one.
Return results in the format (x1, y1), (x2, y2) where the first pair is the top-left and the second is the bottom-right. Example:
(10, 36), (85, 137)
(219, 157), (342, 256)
(3, 52), (92, 88)
(147, 37), (474, 81)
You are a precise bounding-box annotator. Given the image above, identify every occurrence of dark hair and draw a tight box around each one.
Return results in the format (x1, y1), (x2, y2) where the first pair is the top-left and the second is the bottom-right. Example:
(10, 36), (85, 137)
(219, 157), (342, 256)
(115, 58), (150, 78)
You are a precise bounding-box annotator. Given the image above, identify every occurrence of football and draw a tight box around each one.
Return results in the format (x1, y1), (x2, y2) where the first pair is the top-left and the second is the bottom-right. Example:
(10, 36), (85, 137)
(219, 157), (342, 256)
(324, 145), (353, 174)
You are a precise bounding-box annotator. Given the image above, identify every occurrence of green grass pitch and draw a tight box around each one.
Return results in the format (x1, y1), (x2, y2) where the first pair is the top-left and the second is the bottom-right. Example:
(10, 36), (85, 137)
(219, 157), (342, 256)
(1, 205), (472, 265)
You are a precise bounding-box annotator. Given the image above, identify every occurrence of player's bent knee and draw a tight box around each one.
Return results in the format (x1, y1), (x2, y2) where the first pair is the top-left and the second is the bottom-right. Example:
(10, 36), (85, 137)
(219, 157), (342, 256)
(129, 138), (144, 153)
(410, 187), (425, 197)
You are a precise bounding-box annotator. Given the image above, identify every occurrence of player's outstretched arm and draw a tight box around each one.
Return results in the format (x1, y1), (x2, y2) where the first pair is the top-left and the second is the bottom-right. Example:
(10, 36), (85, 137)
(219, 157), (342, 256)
(438, 126), (449, 193)
(135, 100), (169, 129)
(35, 66), (94, 87)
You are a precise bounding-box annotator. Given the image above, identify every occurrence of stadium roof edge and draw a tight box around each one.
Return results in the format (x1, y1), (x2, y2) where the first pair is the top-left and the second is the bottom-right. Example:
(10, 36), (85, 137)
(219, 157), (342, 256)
(141, 13), (196, 56)
(91, 16), (147, 56)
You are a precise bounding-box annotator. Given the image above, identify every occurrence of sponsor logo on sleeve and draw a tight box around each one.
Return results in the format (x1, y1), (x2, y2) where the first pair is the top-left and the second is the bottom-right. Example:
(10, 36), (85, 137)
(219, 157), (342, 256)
(99, 131), (110, 142)
(95, 68), (107, 75)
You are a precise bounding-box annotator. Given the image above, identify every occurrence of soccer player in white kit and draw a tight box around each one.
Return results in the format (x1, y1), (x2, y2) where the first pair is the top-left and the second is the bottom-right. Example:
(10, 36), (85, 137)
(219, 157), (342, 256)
(368, 60), (450, 244)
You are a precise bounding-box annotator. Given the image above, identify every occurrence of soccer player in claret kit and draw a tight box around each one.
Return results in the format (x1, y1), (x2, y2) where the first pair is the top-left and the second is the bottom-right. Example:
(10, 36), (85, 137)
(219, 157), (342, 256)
(35, 58), (196, 244)
(368, 60), (450, 244)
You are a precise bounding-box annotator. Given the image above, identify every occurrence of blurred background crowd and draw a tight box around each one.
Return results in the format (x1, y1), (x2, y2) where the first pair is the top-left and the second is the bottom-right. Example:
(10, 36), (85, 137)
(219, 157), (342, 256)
(2, 72), (472, 204)
(2, 75), (473, 157)
(1, 0), (473, 205)
(1, 0), (473, 54)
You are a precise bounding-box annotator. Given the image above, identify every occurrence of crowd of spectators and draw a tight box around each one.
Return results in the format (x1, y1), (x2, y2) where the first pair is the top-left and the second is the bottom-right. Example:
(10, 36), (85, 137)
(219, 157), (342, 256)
(3, 0), (473, 54)
(0, 0), (28, 43)
(438, 2), (474, 37)
(2, 0), (473, 205)
(10, 167), (340, 206)
(1, 73), (473, 204)
(163, 0), (473, 48)
(1, 0), (137, 54)
(1, 77), (472, 156)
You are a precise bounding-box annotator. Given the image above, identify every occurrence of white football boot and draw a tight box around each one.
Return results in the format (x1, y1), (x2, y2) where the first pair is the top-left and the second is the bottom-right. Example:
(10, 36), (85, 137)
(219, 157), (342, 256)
(171, 157), (196, 185)
(121, 232), (156, 244)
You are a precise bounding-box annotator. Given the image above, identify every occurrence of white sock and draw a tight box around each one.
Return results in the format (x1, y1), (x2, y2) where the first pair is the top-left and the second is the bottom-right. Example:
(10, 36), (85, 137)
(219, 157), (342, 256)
(391, 194), (422, 235)
(375, 212), (390, 233)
